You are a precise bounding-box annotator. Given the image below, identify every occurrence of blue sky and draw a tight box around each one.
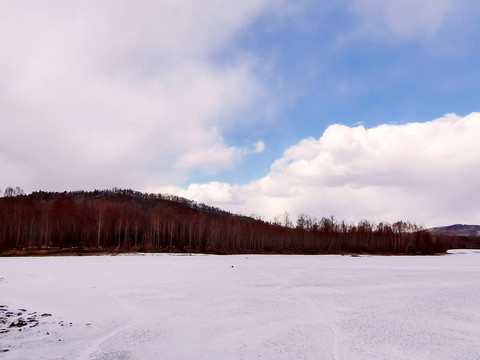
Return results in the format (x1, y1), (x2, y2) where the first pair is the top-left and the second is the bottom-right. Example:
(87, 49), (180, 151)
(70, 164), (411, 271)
(1, 0), (479, 226)
(203, 0), (480, 185)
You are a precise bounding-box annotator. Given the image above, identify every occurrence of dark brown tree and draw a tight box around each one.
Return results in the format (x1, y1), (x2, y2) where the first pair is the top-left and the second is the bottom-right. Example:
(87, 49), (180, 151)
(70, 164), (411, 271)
(0, 189), (451, 255)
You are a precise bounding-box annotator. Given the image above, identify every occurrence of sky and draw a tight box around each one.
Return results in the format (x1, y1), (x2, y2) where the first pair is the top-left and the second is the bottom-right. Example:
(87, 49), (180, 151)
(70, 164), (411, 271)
(1, 0), (479, 227)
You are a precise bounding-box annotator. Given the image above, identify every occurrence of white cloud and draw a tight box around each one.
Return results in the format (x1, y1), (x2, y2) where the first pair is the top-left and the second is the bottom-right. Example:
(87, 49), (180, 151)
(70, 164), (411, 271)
(346, 0), (455, 42)
(253, 141), (266, 153)
(175, 137), (266, 171)
(166, 113), (480, 227)
(0, 0), (280, 191)
(175, 138), (240, 172)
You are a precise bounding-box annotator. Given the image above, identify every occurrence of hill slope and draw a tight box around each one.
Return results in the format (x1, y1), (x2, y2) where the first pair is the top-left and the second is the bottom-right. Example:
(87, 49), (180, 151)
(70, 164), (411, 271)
(429, 224), (480, 237)
(0, 189), (448, 255)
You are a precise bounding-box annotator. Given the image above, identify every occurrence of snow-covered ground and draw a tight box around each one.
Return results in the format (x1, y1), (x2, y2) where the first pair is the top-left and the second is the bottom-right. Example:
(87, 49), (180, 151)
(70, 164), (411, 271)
(1, 250), (479, 360)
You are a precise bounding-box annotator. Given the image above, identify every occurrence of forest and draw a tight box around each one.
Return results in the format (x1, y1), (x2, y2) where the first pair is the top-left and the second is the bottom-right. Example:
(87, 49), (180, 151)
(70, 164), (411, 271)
(0, 188), (453, 255)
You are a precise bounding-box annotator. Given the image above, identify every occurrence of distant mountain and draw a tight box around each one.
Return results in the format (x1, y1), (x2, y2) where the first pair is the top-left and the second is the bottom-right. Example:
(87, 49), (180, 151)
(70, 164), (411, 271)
(429, 224), (480, 237)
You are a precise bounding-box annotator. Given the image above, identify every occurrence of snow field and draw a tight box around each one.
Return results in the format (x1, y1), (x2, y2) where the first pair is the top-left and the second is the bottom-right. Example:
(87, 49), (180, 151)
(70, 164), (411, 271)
(0, 250), (479, 359)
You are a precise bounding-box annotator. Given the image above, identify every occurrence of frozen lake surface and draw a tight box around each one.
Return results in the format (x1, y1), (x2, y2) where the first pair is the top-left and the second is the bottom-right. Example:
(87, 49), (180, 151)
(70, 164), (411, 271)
(1, 250), (479, 359)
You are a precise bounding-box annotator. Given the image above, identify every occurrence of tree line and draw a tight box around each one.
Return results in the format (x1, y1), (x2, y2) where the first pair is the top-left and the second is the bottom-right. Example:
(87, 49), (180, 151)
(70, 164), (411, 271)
(0, 189), (448, 254)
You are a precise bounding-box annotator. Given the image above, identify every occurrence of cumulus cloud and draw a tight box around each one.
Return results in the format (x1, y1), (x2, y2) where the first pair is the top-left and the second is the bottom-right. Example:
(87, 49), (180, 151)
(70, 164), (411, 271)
(0, 0), (278, 191)
(167, 113), (480, 227)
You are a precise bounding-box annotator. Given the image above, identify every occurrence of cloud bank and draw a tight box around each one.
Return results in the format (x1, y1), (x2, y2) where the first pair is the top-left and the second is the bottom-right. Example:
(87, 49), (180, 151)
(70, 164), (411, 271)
(0, 0), (274, 191)
(1, 2), (479, 228)
(167, 113), (480, 227)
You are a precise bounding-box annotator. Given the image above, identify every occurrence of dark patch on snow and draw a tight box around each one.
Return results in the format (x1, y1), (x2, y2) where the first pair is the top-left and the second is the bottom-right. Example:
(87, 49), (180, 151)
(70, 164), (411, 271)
(9, 318), (28, 328)
(92, 350), (131, 360)
(0, 305), (72, 339)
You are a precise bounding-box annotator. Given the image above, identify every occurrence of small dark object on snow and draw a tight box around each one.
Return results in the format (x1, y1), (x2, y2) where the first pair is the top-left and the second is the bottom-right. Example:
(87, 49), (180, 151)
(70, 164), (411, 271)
(0, 349), (10, 353)
(9, 318), (28, 328)
(41, 313), (52, 317)
(18, 308), (27, 312)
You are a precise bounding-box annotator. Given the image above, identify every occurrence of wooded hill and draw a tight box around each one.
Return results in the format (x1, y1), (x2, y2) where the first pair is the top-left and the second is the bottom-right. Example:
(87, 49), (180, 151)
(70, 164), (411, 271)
(0, 189), (450, 255)
(427, 224), (480, 249)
